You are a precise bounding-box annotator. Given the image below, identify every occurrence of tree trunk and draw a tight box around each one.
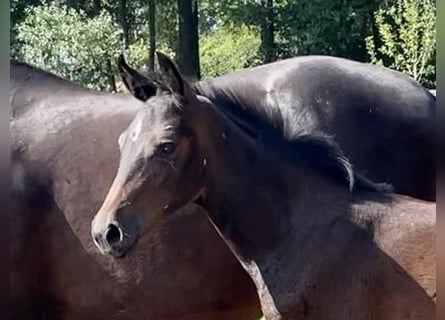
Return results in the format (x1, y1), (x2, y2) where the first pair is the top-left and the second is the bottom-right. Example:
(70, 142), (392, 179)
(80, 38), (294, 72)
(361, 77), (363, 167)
(260, 0), (276, 63)
(148, 0), (156, 71)
(119, 0), (130, 49)
(177, 0), (200, 80)
(93, 0), (101, 13)
(83, 0), (101, 16)
(106, 58), (117, 92)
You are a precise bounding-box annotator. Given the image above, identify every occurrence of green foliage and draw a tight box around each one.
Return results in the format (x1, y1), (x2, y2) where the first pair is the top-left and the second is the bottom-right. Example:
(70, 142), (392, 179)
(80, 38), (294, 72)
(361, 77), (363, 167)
(110, 39), (176, 93)
(200, 0), (383, 61)
(123, 38), (175, 74)
(16, 2), (122, 91)
(156, 0), (179, 54)
(274, 0), (383, 60)
(200, 25), (261, 78)
(10, 0), (42, 57)
(365, 0), (436, 87)
(11, 0), (436, 90)
(124, 38), (150, 71)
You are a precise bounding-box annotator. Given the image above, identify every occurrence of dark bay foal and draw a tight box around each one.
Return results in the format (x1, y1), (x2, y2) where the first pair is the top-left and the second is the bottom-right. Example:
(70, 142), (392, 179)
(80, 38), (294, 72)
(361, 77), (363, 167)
(11, 59), (260, 320)
(92, 53), (436, 319)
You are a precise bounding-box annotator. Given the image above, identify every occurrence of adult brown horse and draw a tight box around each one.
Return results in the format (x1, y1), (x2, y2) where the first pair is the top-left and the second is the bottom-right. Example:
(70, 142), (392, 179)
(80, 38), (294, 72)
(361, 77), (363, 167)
(12, 52), (434, 319)
(92, 52), (436, 320)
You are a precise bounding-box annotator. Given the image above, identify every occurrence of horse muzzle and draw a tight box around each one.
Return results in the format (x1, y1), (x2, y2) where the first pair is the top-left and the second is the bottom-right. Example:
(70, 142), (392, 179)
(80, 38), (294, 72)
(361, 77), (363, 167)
(91, 217), (139, 258)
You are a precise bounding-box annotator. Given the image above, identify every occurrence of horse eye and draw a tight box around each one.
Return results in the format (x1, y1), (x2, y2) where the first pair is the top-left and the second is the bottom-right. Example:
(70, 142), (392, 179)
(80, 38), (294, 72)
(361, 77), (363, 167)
(157, 142), (176, 156)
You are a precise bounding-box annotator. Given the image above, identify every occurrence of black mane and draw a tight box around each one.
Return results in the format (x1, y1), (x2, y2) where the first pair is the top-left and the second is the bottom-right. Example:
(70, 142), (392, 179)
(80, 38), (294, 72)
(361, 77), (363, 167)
(285, 133), (393, 193)
(193, 82), (392, 193)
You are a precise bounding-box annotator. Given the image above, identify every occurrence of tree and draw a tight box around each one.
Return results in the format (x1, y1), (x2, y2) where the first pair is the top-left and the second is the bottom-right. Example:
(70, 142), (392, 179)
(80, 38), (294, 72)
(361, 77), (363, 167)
(177, 0), (200, 80)
(148, 0), (156, 70)
(13, 0), (434, 89)
(198, 0), (383, 61)
(10, 0), (42, 58)
(200, 24), (261, 78)
(260, 0), (276, 63)
(365, 0), (436, 87)
(16, 3), (122, 91)
(119, 0), (130, 49)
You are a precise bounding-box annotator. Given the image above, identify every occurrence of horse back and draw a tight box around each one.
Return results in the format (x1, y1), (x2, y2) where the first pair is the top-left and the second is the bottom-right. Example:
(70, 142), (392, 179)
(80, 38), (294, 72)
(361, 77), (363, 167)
(198, 56), (435, 200)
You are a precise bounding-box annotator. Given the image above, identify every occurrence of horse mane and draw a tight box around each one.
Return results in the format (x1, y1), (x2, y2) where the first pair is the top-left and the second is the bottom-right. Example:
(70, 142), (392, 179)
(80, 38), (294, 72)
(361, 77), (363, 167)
(193, 82), (393, 194)
(285, 133), (393, 193)
(193, 82), (286, 135)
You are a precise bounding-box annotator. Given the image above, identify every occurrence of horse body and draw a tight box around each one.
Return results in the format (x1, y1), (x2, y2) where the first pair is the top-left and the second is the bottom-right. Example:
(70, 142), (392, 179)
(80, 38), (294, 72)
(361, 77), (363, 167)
(195, 55), (435, 201)
(91, 53), (436, 319)
(245, 193), (436, 320)
(202, 137), (436, 319)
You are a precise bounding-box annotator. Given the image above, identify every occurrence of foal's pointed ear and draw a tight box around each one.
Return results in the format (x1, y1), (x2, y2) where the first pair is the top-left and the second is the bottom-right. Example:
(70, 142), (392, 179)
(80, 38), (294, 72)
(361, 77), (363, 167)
(117, 54), (157, 102)
(155, 51), (185, 96)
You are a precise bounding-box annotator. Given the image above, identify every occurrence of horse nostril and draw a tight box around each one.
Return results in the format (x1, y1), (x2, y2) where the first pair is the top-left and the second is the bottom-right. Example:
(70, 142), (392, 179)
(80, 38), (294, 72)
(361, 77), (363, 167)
(105, 224), (123, 246)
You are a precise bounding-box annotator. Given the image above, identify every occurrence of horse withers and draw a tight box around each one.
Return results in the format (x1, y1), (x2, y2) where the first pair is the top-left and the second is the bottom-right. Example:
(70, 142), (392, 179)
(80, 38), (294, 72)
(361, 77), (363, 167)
(92, 53), (436, 319)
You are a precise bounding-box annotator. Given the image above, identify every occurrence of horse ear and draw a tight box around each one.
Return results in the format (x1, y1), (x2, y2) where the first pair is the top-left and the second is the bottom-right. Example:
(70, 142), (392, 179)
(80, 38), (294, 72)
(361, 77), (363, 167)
(155, 51), (185, 96)
(117, 54), (157, 102)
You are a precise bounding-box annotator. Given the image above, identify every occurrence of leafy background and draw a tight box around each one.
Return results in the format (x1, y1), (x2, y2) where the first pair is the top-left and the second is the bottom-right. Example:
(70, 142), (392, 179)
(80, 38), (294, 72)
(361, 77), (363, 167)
(10, 0), (436, 91)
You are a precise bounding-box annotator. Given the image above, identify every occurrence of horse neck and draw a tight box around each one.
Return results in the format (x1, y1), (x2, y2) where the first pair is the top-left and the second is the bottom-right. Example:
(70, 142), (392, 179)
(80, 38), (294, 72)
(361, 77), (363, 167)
(194, 102), (352, 266)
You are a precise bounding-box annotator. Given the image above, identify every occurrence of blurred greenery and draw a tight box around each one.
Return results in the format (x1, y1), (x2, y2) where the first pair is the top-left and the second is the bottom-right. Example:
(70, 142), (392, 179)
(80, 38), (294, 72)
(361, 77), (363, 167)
(10, 0), (436, 90)
(15, 2), (122, 90)
(200, 24), (261, 78)
(365, 0), (436, 88)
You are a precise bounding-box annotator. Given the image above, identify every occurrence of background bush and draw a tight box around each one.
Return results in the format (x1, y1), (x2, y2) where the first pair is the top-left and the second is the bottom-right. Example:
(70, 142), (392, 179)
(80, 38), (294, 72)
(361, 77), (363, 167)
(11, 0), (436, 90)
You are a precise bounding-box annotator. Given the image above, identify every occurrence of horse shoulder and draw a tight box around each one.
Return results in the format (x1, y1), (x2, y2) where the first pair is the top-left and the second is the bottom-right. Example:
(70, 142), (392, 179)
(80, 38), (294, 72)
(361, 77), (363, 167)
(372, 196), (436, 298)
